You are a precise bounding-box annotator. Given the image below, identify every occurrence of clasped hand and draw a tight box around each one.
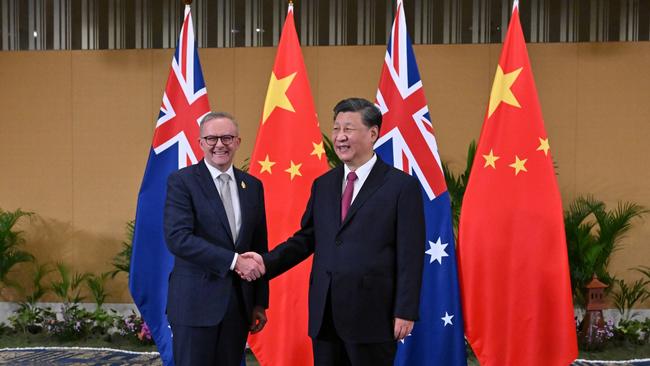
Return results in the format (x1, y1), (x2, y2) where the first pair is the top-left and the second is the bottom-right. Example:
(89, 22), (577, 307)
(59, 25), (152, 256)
(234, 252), (265, 281)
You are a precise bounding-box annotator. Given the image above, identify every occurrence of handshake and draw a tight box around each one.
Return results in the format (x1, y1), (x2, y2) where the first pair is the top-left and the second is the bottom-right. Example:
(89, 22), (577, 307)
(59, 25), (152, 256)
(234, 252), (266, 281)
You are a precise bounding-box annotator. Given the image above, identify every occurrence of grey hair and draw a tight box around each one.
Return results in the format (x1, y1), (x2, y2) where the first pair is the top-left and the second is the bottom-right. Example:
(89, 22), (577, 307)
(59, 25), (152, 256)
(199, 112), (239, 135)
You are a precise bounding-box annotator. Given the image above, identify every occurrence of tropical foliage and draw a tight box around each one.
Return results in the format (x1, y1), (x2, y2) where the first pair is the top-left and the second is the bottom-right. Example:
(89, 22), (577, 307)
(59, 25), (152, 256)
(442, 140), (476, 237)
(0, 208), (34, 295)
(50, 263), (90, 304)
(110, 220), (134, 279)
(564, 196), (647, 309)
(322, 133), (342, 168)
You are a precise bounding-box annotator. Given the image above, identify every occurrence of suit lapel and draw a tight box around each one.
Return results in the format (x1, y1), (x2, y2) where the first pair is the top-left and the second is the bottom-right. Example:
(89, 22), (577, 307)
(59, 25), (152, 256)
(328, 166), (345, 224)
(195, 160), (234, 244)
(340, 159), (389, 230)
(233, 169), (248, 247)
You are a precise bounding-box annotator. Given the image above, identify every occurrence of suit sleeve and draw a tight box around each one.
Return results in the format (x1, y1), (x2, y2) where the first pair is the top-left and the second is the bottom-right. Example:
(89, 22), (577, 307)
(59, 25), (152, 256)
(252, 181), (270, 308)
(394, 177), (425, 320)
(164, 172), (235, 278)
(262, 182), (317, 279)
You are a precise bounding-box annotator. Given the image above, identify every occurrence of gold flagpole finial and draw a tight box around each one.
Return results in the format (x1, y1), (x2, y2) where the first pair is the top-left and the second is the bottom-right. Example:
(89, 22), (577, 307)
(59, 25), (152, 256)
(184, 0), (192, 5)
(289, 0), (293, 5)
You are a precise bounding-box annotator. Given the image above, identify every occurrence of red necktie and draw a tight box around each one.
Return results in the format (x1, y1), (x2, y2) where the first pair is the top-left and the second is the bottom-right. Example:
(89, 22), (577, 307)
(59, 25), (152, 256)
(341, 171), (358, 222)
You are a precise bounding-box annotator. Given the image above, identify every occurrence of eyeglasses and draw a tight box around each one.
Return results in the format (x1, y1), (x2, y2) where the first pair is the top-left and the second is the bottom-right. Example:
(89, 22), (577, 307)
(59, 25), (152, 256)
(201, 135), (238, 146)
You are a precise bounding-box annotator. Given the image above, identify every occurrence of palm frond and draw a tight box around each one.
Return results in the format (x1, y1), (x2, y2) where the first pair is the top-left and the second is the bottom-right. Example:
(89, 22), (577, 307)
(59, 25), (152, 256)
(322, 133), (342, 168)
(111, 220), (134, 279)
(0, 208), (35, 290)
(564, 195), (646, 310)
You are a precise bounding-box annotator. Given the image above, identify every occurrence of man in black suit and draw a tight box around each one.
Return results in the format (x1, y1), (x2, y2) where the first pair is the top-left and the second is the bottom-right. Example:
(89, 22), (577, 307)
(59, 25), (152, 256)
(242, 98), (425, 366)
(164, 112), (269, 366)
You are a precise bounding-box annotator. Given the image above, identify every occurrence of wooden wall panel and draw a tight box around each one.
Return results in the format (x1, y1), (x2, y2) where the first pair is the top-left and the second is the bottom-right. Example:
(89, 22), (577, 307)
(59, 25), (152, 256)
(575, 42), (650, 279)
(0, 42), (648, 303)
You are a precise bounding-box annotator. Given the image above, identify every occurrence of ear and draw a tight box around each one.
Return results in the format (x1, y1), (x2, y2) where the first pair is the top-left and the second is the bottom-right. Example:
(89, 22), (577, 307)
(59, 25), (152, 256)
(370, 125), (379, 142)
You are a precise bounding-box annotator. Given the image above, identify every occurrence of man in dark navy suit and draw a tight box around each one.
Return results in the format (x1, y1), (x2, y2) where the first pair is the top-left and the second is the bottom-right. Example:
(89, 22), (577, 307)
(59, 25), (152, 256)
(164, 112), (269, 366)
(242, 98), (425, 366)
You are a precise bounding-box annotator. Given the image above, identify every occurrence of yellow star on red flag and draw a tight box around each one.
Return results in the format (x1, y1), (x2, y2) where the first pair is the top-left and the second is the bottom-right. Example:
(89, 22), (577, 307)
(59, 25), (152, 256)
(258, 154), (276, 174)
(537, 137), (550, 156)
(262, 71), (297, 124)
(284, 160), (303, 180)
(311, 141), (325, 160)
(508, 155), (528, 175)
(483, 149), (500, 169)
(488, 65), (523, 118)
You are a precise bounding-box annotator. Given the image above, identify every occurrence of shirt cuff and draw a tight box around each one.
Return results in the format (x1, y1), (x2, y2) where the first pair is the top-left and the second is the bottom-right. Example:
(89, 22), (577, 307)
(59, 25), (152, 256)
(230, 253), (238, 271)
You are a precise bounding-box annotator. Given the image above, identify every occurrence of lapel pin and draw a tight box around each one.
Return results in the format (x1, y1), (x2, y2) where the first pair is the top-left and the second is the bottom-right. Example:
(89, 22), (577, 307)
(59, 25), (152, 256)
(241, 181), (246, 189)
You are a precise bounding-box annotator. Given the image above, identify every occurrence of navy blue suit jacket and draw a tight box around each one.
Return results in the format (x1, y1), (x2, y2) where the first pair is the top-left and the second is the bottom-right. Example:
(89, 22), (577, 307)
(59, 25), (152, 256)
(164, 160), (269, 327)
(263, 157), (425, 343)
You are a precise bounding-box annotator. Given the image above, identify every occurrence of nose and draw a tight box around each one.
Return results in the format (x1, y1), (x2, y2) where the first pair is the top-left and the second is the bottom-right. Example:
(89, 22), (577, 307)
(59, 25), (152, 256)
(333, 131), (347, 142)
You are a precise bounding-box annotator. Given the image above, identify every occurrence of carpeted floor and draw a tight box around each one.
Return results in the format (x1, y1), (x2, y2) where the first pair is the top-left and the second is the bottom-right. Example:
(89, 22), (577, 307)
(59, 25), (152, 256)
(2, 348), (649, 366)
(0, 347), (161, 365)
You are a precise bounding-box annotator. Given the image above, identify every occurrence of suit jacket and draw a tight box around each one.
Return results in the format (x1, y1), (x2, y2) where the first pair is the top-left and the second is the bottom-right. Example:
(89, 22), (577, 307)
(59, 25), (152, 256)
(263, 157), (425, 343)
(164, 160), (269, 327)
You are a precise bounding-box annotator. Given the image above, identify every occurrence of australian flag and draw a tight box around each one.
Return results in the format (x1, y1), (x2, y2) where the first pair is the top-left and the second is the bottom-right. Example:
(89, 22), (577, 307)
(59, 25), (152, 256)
(129, 5), (210, 366)
(374, 1), (467, 365)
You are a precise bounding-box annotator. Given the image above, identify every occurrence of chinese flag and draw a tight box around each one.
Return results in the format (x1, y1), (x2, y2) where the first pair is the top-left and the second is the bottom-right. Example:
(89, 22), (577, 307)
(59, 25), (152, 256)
(457, 2), (578, 365)
(247, 4), (327, 366)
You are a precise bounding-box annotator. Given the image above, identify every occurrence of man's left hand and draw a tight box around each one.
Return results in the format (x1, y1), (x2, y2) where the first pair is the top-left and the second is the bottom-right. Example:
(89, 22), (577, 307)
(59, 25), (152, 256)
(250, 306), (267, 334)
(393, 317), (414, 341)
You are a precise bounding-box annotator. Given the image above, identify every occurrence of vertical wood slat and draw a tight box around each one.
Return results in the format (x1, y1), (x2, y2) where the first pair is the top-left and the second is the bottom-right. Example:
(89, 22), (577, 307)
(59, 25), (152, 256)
(1, 0), (649, 50)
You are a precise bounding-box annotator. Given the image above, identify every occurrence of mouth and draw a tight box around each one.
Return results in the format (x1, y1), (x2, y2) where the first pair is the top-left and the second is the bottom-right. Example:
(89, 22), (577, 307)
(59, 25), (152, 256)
(335, 145), (350, 154)
(211, 149), (229, 157)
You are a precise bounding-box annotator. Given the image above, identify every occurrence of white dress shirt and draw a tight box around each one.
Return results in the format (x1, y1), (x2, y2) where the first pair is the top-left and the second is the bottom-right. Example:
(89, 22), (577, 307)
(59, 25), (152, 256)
(342, 153), (377, 203)
(204, 161), (241, 270)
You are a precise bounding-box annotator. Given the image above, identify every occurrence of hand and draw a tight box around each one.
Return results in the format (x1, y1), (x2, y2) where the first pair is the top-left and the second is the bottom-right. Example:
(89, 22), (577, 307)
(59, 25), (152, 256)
(393, 317), (414, 341)
(235, 252), (265, 281)
(250, 306), (267, 334)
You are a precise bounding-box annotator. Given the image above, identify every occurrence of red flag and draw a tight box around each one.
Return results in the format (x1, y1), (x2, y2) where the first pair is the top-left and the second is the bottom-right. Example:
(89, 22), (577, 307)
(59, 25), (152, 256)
(247, 4), (328, 365)
(457, 2), (578, 365)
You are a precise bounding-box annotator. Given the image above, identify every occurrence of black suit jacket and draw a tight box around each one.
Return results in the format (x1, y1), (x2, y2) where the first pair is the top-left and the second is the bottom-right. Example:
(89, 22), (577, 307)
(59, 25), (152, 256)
(164, 160), (269, 327)
(263, 157), (425, 343)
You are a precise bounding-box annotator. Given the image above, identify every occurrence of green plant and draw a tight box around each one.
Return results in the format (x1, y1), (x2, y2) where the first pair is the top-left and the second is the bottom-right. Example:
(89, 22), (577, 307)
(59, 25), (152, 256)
(23, 261), (53, 304)
(635, 265), (650, 282)
(43, 303), (93, 341)
(564, 196), (647, 309)
(111, 220), (134, 279)
(89, 307), (121, 337)
(116, 311), (154, 345)
(442, 140), (476, 237)
(87, 272), (111, 309)
(50, 263), (89, 304)
(322, 133), (342, 168)
(8, 303), (54, 335)
(614, 318), (650, 345)
(612, 277), (650, 321)
(240, 157), (250, 172)
(8, 261), (54, 335)
(0, 208), (35, 296)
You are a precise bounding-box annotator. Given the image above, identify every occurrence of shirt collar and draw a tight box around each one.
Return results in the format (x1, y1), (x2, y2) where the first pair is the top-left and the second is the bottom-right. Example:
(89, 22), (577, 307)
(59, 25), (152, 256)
(344, 153), (377, 181)
(204, 160), (236, 182)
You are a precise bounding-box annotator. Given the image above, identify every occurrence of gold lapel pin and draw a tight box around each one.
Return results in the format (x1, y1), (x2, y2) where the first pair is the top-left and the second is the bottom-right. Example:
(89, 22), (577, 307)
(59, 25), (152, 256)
(241, 181), (246, 189)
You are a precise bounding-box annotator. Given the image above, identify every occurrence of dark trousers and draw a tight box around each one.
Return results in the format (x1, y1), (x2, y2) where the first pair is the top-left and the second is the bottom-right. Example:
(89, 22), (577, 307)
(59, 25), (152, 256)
(171, 286), (248, 366)
(313, 290), (397, 366)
